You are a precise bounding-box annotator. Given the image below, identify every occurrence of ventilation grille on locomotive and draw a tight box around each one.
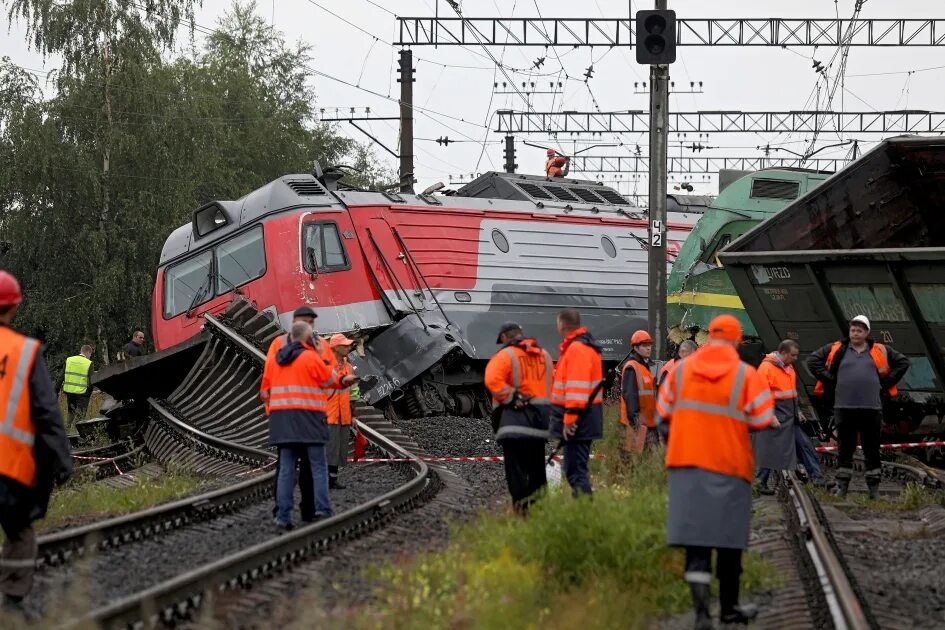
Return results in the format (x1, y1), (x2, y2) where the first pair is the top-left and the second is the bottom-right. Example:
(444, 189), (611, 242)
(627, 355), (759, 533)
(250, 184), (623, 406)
(285, 179), (328, 196)
(572, 188), (606, 203)
(514, 182), (629, 206)
(749, 178), (800, 200)
(543, 185), (580, 202)
(518, 182), (553, 200)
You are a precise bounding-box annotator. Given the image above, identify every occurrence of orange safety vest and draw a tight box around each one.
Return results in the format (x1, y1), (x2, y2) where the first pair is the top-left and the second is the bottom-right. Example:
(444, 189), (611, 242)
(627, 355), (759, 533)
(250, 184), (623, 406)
(656, 343), (775, 483)
(264, 341), (340, 414)
(545, 157), (565, 178)
(484, 338), (554, 406)
(262, 334), (336, 411)
(551, 327), (604, 425)
(757, 354), (798, 413)
(0, 327), (40, 487)
(326, 357), (354, 425)
(620, 359), (656, 428)
(813, 341), (897, 397)
(659, 358), (677, 385)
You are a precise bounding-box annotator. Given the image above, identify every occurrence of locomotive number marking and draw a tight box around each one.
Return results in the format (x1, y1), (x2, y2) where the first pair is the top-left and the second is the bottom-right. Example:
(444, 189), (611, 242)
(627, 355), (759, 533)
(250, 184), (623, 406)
(650, 220), (663, 248)
(880, 330), (894, 343)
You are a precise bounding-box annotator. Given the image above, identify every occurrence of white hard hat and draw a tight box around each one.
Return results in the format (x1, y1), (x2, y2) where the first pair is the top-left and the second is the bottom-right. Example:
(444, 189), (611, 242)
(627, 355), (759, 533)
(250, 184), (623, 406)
(850, 315), (870, 331)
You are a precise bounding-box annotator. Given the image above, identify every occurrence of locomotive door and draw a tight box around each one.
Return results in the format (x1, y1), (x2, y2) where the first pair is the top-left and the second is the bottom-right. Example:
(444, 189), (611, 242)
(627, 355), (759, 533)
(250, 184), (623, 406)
(297, 210), (364, 333)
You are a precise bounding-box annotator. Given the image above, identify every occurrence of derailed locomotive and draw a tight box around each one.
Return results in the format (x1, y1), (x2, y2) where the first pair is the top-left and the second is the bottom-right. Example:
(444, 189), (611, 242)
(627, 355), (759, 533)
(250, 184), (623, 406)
(148, 169), (706, 418)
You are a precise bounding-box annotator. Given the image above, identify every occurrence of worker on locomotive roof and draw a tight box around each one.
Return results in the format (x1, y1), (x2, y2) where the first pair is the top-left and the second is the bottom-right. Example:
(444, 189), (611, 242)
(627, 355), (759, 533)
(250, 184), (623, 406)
(262, 305), (322, 523)
(120, 330), (146, 361)
(549, 308), (603, 497)
(484, 321), (553, 515)
(62, 344), (94, 427)
(657, 314), (779, 628)
(620, 330), (660, 453)
(326, 334), (357, 491)
(807, 315), (909, 499)
(753, 340), (802, 495)
(544, 148), (569, 178)
(0, 271), (73, 610)
(262, 321), (357, 530)
(659, 339), (697, 387)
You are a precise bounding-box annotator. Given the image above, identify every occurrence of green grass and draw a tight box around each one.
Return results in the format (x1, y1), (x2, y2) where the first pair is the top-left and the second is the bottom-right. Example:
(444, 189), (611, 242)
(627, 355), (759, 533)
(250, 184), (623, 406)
(812, 481), (945, 512)
(36, 469), (203, 533)
(322, 408), (779, 630)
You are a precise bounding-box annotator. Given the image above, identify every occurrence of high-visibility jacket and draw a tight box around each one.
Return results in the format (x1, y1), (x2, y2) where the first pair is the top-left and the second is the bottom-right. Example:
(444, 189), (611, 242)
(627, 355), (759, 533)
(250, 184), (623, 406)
(0, 327), (40, 487)
(261, 333), (335, 413)
(326, 357), (354, 426)
(812, 341), (898, 398)
(262, 341), (341, 414)
(657, 342), (775, 483)
(757, 353), (799, 423)
(659, 358), (677, 386)
(485, 337), (554, 441)
(62, 354), (92, 395)
(545, 157), (566, 178)
(551, 327), (604, 430)
(620, 357), (656, 428)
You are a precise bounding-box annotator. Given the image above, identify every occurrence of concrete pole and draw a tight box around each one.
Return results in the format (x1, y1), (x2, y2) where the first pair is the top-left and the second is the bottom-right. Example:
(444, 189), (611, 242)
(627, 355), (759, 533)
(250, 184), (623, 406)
(647, 0), (670, 358)
(398, 50), (415, 193)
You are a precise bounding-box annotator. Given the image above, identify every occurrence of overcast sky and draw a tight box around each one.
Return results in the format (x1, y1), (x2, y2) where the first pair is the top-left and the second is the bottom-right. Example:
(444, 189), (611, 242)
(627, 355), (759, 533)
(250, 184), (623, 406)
(4, 0), (945, 198)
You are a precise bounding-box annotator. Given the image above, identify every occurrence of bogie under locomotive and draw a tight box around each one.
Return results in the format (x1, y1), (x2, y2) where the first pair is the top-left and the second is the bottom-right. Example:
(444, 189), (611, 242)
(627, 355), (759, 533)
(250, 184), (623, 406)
(153, 170), (707, 417)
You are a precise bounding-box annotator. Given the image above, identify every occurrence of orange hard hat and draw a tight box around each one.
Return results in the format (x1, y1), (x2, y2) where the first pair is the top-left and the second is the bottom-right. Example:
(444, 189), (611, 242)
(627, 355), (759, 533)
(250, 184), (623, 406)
(0, 270), (22, 307)
(546, 148), (556, 157)
(708, 314), (742, 342)
(329, 333), (355, 348)
(630, 330), (653, 346)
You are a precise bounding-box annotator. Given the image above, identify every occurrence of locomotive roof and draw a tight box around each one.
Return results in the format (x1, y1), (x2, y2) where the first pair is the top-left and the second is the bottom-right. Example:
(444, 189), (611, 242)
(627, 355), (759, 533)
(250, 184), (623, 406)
(159, 171), (711, 266)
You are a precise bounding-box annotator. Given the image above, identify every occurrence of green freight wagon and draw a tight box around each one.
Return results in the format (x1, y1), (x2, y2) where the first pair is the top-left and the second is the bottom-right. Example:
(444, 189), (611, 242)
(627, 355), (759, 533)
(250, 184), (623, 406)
(720, 136), (945, 441)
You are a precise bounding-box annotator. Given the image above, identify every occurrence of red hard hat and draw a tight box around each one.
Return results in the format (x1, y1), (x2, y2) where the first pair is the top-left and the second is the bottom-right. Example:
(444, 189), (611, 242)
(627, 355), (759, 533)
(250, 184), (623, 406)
(0, 270), (22, 307)
(546, 148), (556, 157)
(630, 330), (653, 346)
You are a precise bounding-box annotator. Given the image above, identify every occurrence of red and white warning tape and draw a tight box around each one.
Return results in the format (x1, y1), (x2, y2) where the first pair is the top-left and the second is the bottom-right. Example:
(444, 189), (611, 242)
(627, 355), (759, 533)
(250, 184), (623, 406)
(814, 440), (945, 453)
(347, 454), (609, 464)
(72, 454), (126, 476)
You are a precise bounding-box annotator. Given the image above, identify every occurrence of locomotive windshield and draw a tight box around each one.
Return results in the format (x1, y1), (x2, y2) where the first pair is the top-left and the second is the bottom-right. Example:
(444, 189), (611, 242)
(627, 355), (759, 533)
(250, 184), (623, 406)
(302, 221), (349, 272)
(164, 251), (212, 318)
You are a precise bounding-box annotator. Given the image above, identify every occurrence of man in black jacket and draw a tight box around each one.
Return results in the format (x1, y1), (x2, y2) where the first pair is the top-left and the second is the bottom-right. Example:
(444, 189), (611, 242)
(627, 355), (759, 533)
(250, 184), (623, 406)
(0, 271), (73, 609)
(807, 315), (909, 498)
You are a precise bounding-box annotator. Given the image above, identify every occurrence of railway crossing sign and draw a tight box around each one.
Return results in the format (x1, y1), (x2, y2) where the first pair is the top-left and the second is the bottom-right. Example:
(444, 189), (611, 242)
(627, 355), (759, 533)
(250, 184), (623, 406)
(651, 220), (664, 247)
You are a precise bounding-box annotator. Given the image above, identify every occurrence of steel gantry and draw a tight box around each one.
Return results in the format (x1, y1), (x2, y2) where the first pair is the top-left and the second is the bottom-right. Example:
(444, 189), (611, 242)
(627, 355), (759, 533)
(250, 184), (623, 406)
(397, 18), (945, 47)
(496, 110), (945, 135)
(566, 155), (848, 174)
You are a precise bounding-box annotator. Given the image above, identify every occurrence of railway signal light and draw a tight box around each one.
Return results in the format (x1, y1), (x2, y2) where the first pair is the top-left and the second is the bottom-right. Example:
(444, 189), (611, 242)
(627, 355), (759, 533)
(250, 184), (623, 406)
(635, 9), (677, 65)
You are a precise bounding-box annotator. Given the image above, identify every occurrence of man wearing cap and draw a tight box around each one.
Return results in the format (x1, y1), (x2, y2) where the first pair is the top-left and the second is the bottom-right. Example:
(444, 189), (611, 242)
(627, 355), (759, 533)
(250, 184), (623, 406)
(262, 306), (321, 521)
(484, 321), (553, 513)
(808, 315), (909, 498)
(620, 330), (659, 451)
(326, 333), (358, 490)
(657, 315), (779, 628)
(0, 271), (73, 608)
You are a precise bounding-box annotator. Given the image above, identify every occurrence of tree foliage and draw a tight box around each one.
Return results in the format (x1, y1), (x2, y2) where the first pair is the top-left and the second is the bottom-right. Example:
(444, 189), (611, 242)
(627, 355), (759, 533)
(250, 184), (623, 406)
(0, 0), (394, 377)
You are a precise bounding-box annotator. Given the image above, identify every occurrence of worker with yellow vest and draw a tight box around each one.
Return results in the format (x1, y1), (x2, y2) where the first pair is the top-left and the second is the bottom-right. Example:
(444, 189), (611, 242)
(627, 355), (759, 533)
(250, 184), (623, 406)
(326, 333), (356, 490)
(62, 345), (93, 426)
(0, 271), (73, 608)
(620, 330), (658, 452)
(807, 315), (909, 498)
(657, 315), (778, 628)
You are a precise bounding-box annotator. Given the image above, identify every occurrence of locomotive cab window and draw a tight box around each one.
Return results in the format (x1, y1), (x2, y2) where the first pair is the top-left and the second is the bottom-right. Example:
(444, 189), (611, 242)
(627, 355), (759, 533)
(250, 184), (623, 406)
(303, 221), (350, 273)
(164, 250), (213, 318)
(215, 226), (266, 294)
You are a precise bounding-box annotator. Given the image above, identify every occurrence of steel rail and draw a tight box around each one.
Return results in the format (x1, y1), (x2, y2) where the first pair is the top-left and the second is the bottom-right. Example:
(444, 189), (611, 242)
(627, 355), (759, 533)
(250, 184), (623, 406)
(71, 422), (431, 628)
(784, 471), (871, 630)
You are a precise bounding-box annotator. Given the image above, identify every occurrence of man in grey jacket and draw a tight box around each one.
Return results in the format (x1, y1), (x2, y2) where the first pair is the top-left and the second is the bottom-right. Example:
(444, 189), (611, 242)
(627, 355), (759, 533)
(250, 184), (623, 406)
(807, 315), (909, 498)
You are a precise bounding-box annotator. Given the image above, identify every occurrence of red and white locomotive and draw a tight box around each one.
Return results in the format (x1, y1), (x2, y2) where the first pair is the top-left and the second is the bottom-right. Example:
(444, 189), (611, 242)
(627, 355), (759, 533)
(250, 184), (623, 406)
(152, 168), (707, 417)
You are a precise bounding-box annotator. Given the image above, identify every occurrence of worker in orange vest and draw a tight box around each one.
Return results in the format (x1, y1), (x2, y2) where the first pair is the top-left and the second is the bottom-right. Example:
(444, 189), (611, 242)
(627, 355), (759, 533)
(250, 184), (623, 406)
(262, 306), (323, 522)
(620, 329), (658, 452)
(753, 339), (802, 495)
(550, 308), (603, 496)
(262, 320), (357, 529)
(545, 148), (569, 178)
(484, 321), (553, 513)
(657, 315), (779, 628)
(807, 315), (909, 498)
(659, 339), (697, 386)
(326, 333), (357, 490)
(0, 271), (73, 608)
